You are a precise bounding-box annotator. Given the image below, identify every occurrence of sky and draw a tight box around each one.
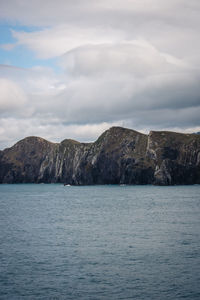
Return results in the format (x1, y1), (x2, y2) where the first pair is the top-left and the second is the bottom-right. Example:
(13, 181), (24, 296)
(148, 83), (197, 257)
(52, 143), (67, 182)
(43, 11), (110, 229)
(0, 0), (200, 149)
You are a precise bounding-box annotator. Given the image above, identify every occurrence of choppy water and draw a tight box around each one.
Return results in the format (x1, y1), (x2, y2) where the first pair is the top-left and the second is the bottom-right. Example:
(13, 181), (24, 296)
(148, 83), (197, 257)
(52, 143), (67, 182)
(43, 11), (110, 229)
(0, 184), (200, 299)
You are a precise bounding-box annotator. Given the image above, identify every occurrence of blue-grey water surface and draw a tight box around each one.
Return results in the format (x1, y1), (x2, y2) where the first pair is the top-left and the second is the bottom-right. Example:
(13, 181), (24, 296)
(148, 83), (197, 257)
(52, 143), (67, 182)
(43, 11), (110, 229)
(0, 184), (200, 300)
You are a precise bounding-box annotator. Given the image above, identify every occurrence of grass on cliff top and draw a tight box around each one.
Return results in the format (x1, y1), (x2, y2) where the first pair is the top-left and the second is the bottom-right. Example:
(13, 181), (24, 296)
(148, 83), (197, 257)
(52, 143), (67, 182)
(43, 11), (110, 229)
(94, 126), (148, 158)
(150, 131), (200, 147)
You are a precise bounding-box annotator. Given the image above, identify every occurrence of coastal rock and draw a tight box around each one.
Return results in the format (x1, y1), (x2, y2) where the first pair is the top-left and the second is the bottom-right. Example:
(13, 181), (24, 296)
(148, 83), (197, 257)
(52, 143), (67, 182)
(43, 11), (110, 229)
(0, 127), (200, 185)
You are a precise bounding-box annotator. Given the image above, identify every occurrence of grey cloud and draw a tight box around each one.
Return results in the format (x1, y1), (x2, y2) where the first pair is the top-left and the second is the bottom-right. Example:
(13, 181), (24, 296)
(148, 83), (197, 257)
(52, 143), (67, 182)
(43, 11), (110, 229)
(60, 42), (180, 76)
(1, 1), (199, 27)
(1, 40), (200, 134)
(47, 42), (200, 126)
(0, 1), (200, 147)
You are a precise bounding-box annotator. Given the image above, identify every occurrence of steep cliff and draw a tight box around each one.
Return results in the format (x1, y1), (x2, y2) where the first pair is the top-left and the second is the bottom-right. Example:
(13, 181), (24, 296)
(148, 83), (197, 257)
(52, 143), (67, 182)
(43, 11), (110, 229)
(0, 127), (200, 185)
(147, 131), (200, 185)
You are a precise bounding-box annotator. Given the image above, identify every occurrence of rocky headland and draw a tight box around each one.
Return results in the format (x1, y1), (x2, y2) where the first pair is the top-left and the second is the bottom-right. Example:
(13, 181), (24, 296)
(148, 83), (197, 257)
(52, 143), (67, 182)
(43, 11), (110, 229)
(0, 126), (200, 185)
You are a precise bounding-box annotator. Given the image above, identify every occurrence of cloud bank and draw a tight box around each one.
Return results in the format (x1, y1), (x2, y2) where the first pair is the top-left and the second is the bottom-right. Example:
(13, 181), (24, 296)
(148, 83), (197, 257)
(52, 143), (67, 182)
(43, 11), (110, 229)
(0, 0), (200, 149)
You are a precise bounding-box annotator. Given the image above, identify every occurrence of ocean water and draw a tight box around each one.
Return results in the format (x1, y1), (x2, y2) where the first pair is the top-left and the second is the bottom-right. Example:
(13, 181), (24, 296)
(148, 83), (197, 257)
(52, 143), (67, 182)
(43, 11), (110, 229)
(0, 184), (200, 300)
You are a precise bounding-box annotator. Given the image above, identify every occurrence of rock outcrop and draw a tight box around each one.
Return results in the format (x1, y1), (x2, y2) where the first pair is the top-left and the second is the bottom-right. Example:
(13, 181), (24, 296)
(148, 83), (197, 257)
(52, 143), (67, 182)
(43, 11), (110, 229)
(0, 127), (200, 185)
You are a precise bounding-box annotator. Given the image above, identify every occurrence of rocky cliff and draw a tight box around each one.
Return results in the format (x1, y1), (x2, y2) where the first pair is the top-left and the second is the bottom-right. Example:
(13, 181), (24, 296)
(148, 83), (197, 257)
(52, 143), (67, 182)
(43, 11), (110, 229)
(0, 127), (200, 185)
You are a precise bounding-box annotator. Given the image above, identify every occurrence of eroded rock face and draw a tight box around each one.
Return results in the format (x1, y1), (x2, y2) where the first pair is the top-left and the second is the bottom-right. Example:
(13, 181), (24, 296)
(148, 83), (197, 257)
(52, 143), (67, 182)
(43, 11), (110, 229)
(0, 127), (200, 185)
(147, 131), (200, 185)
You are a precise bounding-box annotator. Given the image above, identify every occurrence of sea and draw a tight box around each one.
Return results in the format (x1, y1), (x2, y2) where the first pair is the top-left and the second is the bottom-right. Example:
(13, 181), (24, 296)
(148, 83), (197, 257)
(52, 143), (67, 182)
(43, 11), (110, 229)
(0, 184), (200, 300)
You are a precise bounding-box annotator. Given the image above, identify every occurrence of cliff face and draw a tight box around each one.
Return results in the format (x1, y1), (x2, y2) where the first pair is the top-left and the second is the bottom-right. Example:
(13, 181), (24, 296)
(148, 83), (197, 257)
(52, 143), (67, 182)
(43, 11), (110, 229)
(0, 127), (200, 185)
(147, 131), (200, 185)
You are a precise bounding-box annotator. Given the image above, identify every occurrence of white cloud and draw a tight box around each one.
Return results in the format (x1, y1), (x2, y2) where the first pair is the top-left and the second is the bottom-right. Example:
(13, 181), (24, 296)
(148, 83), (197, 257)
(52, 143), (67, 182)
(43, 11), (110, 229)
(0, 0), (198, 64)
(60, 41), (188, 76)
(0, 64), (64, 94)
(0, 117), (120, 149)
(0, 37), (200, 149)
(0, 0), (200, 148)
(0, 78), (27, 114)
(11, 26), (125, 59)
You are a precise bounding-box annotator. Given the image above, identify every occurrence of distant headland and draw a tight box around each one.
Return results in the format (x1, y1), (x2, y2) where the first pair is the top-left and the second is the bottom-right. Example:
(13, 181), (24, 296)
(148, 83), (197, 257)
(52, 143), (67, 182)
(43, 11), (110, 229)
(0, 126), (200, 185)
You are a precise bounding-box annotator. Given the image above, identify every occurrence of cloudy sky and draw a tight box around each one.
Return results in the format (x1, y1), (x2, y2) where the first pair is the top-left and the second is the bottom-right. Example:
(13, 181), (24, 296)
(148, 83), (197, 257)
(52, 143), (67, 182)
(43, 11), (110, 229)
(0, 0), (200, 149)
